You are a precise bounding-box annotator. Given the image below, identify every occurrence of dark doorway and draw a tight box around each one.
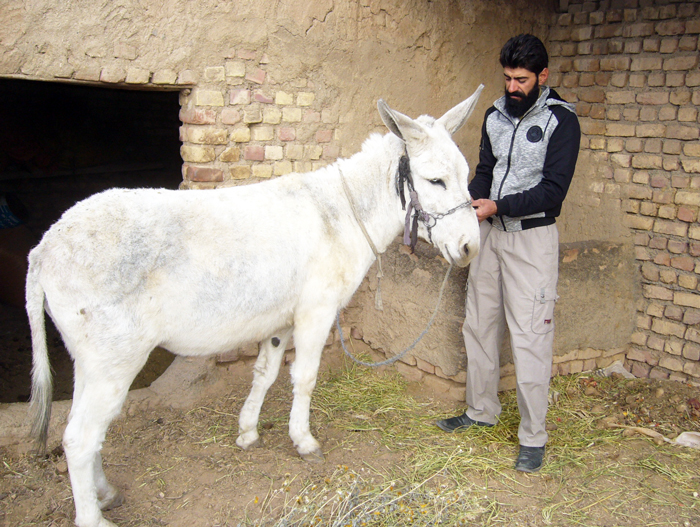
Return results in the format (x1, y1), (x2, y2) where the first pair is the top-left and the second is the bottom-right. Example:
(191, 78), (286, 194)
(0, 78), (182, 403)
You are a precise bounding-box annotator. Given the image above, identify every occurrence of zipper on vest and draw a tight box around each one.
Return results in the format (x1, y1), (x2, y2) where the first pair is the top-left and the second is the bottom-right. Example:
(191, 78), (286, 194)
(496, 119), (521, 232)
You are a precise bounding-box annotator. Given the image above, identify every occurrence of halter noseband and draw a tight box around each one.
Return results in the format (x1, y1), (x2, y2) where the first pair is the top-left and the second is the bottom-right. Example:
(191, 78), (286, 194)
(397, 152), (472, 251)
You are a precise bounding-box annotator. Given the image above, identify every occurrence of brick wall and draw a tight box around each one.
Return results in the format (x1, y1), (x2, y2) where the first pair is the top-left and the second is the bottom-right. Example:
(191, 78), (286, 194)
(178, 51), (340, 189)
(549, 0), (700, 384)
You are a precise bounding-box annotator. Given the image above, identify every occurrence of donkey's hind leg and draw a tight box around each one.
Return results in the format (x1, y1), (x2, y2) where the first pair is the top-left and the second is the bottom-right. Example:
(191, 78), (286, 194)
(65, 352), (147, 527)
(236, 328), (293, 450)
(94, 451), (124, 511)
(71, 362), (124, 513)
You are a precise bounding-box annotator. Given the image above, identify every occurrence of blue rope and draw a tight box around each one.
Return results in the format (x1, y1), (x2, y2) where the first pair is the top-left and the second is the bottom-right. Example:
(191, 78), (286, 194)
(336, 262), (454, 367)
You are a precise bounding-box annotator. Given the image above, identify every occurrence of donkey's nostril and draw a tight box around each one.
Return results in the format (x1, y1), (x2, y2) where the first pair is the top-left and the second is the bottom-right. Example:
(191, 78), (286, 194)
(463, 244), (470, 257)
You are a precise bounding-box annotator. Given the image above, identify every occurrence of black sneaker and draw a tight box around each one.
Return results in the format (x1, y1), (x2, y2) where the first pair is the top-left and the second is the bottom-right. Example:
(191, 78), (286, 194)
(514, 445), (545, 472)
(435, 412), (494, 433)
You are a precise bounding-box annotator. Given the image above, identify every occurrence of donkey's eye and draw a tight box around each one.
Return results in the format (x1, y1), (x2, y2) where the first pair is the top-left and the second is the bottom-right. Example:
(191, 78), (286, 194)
(429, 178), (446, 189)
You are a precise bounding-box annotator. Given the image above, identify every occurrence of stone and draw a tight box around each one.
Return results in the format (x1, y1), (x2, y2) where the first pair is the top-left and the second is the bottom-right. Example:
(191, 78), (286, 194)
(651, 318), (686, 339)
(264, 145), (283, 160)
(659, 356), (684, 372)
(230, 166), (251, 180)
(282, 107), (302, 122)
(667, 125), (699, 140)
(125, 68), (150, 84)
(656, 20), (686, 36)
(274, 160), (293, 176)
(244, 145), (264, 161)
(681, 159), (700, 173)
(278, 127), (296, 141)
(243, 107), (262, 124)
(100, 65), (126, 83)
(230, 127), (251, 143)
(180, 108), (217, 125)
(252, 164), (273, 178)
(194, 89), (224, 106)
(683, 343), (700, 361)
(285, 144), (304, 160)
(152, 69), (178, 85)
(394, 362), (423, 382)
(297, 92), (315, 106)
(245, 68), (266, 84)
(230, 89), (251, 105)
(204, 66), (225, 82)
(185, 127), (228, 145)
(263, 107), (282, 124)
(675, 190), (700, 206)
(653, 219), (688, 237)
(253, 91), (274, 104)
(637, 92), (669, 105)
(649, 367), (669, 380)
(219, 147), (241, 162)
(225, 61), (246, 77)
(180, 145), (215, 163)
(184, 166), (223, 182)
(221, 108), (241, 125)
(252, 126), (274, 141)
(275, 91), (294, 105)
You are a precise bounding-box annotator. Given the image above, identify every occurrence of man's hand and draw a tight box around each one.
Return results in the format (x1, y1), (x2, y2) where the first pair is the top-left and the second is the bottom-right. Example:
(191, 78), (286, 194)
(472, 199), (498, 222)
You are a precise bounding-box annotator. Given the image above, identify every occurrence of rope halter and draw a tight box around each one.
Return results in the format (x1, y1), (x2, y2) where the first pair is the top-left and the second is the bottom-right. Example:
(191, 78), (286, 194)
(396, 152), (473, 251)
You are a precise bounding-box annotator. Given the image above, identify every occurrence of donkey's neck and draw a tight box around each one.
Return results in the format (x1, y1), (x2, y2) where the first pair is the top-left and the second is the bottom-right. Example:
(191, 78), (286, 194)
(334, 132), (405, 254)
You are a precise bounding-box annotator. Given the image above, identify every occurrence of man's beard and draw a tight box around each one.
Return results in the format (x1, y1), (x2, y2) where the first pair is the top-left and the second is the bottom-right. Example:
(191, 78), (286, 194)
(504, 82), (540, 118)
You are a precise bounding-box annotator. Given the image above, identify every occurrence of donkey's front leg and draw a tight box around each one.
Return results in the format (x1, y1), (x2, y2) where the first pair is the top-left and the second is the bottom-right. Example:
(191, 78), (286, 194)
(288, 310), (335, 463)
(236, 328), (293, 450)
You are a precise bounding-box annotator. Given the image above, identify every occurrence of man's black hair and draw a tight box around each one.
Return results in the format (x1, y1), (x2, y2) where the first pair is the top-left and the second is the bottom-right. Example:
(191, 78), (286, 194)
(499, 34), (549, 75)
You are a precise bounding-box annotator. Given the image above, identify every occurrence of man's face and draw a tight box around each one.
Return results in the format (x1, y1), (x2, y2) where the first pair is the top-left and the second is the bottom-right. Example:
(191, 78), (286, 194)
(503, 66), (549, 118)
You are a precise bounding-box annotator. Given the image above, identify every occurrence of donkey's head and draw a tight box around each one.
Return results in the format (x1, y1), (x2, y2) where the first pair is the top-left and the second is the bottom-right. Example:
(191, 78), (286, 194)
(378, 85), (483, 267)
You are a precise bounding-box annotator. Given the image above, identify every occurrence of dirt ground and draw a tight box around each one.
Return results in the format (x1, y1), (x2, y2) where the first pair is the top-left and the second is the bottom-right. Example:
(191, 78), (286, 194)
(1, 339), (699, 527)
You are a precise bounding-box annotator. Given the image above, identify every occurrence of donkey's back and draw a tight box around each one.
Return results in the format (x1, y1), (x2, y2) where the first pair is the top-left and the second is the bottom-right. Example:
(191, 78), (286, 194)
(31, 176), (354, 356)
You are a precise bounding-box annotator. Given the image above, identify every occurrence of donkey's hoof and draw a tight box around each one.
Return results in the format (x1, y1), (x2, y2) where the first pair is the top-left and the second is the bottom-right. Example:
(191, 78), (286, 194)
(236, 435), (261, 450)
(300, 448), (325, 464)
(99, 489), (125, 511)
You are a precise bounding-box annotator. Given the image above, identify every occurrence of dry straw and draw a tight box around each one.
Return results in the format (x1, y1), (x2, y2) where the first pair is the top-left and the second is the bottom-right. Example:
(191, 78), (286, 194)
(245, 355), (700, 526)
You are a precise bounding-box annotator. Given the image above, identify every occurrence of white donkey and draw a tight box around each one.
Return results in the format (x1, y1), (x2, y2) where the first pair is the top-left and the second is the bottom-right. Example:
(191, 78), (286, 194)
(28, 86), (483, 527)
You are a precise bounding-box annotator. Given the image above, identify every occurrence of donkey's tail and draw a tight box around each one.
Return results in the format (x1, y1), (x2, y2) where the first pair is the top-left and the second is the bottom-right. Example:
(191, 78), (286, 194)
(26, 255), (52, 455)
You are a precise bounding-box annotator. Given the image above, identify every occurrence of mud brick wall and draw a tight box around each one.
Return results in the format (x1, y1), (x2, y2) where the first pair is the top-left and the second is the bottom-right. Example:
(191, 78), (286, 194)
(548, 0), (700, 384)
(178, 54), (340, 188)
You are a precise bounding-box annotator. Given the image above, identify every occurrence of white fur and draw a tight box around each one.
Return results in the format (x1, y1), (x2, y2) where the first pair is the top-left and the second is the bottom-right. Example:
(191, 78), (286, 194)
(27, 87), (483, 527)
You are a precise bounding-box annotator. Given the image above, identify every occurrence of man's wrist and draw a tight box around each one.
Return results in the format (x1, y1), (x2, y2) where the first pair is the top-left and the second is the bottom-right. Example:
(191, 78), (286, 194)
(494, 198), (506, 216)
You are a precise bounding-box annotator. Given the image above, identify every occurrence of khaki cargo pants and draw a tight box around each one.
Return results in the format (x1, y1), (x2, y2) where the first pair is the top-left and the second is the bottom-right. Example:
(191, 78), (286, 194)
(462, 220), (559, 447)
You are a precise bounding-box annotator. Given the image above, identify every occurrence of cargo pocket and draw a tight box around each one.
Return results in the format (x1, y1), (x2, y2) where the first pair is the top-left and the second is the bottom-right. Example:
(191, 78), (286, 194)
(532, 288), (557, 334)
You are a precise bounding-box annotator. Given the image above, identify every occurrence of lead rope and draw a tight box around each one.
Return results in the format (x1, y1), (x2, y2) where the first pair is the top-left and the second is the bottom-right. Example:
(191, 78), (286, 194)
(337, 261), (454, 367)
(338, 165), (384, 310)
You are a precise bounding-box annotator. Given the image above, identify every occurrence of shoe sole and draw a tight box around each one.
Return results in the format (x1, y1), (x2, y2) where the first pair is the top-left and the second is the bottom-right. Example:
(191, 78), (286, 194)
(514, 464), (542, 473)
(435, 420), (494, 433)
(435, 421), (470, 433)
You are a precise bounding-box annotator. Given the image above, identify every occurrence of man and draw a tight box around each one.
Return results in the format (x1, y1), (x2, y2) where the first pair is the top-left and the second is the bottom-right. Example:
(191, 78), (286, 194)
(436, 34), (580, 473)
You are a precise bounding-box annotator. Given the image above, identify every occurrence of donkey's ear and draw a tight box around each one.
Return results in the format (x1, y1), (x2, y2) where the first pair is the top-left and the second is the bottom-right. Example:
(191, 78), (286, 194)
(377, 99), (428, 144)
(436, 84), (484, 135)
